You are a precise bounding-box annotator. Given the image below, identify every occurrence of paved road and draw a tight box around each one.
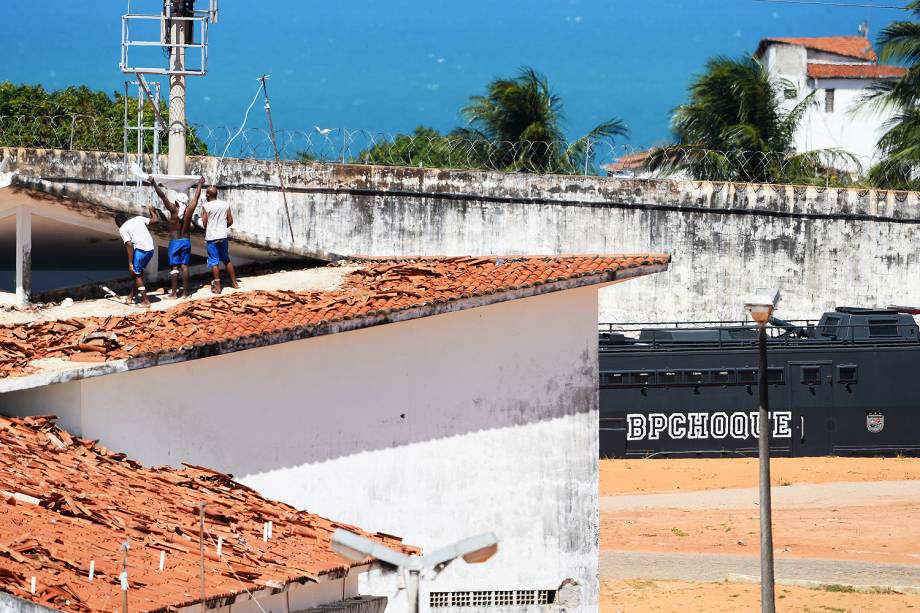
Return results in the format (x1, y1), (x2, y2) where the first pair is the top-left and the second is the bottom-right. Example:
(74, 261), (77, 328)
(600, 551), (920, 588)
(601, 480), (920, 512)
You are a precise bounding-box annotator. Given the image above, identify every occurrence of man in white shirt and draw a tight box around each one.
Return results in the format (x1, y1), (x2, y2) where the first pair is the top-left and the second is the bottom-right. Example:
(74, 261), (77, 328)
(201, 185), (238, 294)
(115, 206), (160, 307)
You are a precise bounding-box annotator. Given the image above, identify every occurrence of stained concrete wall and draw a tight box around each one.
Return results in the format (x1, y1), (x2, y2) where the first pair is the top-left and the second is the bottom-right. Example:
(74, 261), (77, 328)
(0, 286), (601, 613)
(6, 147), (920, 322)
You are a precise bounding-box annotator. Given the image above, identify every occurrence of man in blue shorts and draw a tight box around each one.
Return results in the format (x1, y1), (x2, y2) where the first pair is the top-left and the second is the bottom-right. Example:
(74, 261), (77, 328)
(201, 185), (238, 294)
(149, 175), (205, 298)
(115, 205), (160, 308)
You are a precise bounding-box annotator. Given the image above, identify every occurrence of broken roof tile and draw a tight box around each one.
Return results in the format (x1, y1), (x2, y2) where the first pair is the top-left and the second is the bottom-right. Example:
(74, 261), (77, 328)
(0, 255), (670, 381)
(0, 416), (415, 612)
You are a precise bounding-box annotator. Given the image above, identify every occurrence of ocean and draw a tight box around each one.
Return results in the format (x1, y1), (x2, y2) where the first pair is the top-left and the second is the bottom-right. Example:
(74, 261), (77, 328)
(3, 0), (901, 148)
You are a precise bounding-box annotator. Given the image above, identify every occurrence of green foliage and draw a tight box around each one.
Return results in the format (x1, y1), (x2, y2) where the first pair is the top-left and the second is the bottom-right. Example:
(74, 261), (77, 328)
(351, 67), (628, 173)
(459, 67), (628, 173)
(0, 81), (207, 155)
(346, 126), (487, 169)
(869, 4), (920, 189)
(647, 56), (857, 184)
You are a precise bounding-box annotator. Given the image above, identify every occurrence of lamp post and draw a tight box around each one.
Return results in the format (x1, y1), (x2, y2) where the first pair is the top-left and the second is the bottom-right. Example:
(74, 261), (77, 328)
(331, 529), (499, 613)
(745, 289), (780, 613)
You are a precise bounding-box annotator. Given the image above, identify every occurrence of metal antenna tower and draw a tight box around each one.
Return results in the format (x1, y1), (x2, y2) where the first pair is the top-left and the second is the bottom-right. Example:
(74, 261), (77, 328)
(120, 0), (219, 186)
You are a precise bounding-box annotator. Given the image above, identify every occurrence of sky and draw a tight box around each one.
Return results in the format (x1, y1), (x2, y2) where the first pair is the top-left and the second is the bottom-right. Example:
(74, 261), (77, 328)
(2, 0), (906, 147)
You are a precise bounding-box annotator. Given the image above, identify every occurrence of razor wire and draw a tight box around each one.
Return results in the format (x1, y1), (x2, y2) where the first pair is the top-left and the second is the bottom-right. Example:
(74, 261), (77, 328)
(1, 113), (918, 189)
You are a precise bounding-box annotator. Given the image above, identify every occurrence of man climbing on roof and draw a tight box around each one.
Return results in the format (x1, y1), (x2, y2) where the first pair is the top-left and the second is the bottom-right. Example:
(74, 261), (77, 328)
(114, 206), (160, 308)
(148, 174), (205, 298)
(201, 185), (238, 294)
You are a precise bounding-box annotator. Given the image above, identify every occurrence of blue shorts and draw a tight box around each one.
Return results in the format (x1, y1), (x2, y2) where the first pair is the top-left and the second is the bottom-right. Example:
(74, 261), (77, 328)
(133, 248), (154, 274)
(206, 238), (230, 268)
(168, 238), (191, 266)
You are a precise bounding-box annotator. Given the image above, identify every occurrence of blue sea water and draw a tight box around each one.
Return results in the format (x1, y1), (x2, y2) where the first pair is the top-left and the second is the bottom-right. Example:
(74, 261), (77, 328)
(2, 0), (901, 148)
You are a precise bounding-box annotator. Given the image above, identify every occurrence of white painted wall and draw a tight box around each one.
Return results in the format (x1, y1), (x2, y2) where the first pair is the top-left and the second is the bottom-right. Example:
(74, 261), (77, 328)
(762, 42), (898, 167)
(797, 79), (894, 167)
(0, 286), (602, 612)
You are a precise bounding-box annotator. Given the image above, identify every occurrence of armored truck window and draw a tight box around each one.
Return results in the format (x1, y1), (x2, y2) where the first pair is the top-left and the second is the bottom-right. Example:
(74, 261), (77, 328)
(711, 370), (734, 385)
(658, 371), (679, 385)
(837, 364), (857, 383)
(801, 366), (821, 385)
(630, 371), (655, 385)
(767, 367), (785, 384)
(868, 317), (900, 337)
(738, 368), (758, 384)
(601, 372), (625, 386)
(819, 316), (841, 339)
(686, 371), (706, 384)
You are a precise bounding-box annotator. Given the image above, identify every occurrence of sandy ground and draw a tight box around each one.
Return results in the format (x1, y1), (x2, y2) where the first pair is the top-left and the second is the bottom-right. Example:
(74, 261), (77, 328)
(600, 457), (920, 609)
(601, 498), (920, 564)
(601, 579), (920, 612)
(600, 459), (920, 564)
(601, 457), (920, 496)
(0, 265), (357, 325)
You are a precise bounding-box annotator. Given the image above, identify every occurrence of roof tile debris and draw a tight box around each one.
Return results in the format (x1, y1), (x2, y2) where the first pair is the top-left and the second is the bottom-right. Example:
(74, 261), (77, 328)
(758, 36), (877, 61)
(0, 255), (670, 380)
(0, 415), (414, 612)
(807, 62), (907, 80)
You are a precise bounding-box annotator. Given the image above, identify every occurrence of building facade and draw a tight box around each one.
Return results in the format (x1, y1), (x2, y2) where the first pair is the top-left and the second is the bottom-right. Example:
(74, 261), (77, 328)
(757, 35), (906, 168)
(0, 253), (669, 612)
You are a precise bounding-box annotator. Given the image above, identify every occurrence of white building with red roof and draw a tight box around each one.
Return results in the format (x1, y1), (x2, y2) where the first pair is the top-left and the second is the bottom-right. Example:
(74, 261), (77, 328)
(756, 34), (906, 168)
(0, 176), (671, 612)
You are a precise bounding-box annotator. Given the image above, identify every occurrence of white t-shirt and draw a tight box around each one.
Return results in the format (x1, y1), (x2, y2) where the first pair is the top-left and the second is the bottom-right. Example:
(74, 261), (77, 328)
(203, 199), (231, 241)
(118, 216), (154, 252)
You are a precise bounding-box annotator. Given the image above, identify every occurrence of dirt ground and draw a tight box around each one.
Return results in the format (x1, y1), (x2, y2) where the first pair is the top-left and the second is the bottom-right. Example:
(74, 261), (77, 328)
(601, 457), (920, 495)
(600, 457), (920, 610)
(600, 499), (920, 564)
(601, 579), (920, 613)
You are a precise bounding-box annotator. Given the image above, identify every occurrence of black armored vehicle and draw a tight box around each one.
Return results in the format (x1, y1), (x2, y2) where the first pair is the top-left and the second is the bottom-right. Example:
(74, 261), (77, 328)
(598, 307), (920, 458)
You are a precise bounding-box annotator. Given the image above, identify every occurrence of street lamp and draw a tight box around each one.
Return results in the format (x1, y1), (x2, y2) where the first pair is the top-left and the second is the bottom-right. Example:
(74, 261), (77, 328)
(745, 288), (780, 613)
(331, 529), (499, 613)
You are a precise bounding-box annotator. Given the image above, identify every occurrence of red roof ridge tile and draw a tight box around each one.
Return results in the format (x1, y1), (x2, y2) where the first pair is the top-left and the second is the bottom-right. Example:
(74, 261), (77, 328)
(807, 62), (907, 80)
(757, 35), (877, 61)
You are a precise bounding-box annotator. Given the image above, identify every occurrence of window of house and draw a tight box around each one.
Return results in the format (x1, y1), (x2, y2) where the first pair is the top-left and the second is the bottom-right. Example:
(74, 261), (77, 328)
(825, 89), (835, 113)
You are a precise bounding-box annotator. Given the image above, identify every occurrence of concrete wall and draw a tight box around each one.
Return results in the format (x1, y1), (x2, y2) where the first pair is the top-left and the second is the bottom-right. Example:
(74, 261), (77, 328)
(0, 286), (601, 613)
(6, 147), (920, 322)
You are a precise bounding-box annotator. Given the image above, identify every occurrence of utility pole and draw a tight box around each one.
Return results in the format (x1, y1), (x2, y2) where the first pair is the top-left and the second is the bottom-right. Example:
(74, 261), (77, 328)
(259, 75), (296, 243)
(168, 0), (187, 176)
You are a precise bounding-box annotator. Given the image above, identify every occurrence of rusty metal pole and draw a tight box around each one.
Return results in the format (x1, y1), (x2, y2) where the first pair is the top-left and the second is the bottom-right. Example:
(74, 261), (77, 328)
(258, 75), (295, 244)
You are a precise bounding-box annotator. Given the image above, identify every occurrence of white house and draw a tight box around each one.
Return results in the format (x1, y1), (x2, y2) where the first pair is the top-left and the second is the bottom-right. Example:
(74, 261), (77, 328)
(0, 182), (670, 613)
(757, 35), (907, 168)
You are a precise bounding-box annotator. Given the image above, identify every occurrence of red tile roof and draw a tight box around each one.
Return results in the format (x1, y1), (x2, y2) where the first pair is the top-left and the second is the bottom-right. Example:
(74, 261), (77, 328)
(602, 150), (652, 174)
(0, 255), (670, 382)
(0, 415), (415, 612)
(807, 62), (907, 80)
(757, 36), (877, 61)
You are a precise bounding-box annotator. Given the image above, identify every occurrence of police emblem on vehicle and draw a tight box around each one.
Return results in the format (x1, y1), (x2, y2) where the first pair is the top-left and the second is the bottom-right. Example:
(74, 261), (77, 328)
(866, 412), (885, 434)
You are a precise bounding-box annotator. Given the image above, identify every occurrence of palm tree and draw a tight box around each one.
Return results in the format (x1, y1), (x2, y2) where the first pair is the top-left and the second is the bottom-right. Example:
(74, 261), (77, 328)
(647, 56), (854, 184)
(457, 67), (628, 174)
(868, 3), (920, 188)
